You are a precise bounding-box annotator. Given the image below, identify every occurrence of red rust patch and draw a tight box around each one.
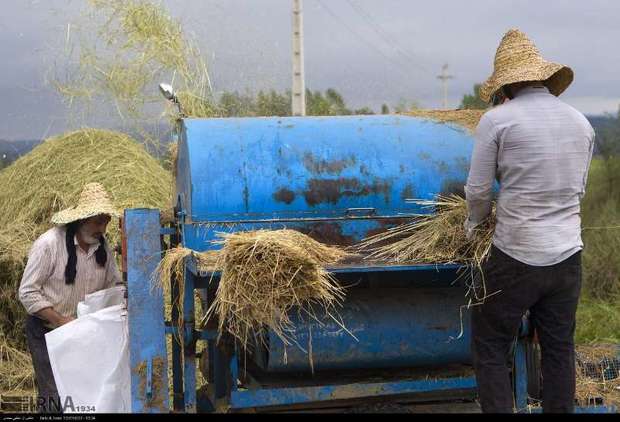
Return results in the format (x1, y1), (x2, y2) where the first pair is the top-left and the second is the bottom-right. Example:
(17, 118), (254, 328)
(303, 178), (391, 206)
(273, 187), (296, 204)
(295, 222), (356, 246)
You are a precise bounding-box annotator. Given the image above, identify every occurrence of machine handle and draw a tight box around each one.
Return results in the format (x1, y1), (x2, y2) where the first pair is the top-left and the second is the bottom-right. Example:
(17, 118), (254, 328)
(345, 207), (377, 217)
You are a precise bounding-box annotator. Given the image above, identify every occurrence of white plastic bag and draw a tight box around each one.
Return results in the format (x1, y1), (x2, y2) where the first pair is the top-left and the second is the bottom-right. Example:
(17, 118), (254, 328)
(45, 304), (131, 413)
(77, 285), (126, 318)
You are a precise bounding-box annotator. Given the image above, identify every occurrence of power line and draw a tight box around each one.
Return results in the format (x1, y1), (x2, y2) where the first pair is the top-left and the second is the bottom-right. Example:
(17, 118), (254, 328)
(344, 0), (430, 74)
(315, 0), (415, 79)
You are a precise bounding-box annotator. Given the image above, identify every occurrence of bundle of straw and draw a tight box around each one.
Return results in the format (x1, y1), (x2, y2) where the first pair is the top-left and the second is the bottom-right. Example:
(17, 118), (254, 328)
(199, 230), (349, 350)
(405, 109), (486, 133)
(354, 194), (494, 267)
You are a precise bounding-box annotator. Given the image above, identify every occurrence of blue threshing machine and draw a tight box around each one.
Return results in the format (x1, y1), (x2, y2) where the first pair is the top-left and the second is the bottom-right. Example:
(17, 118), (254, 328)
(120, 115), (615, 413)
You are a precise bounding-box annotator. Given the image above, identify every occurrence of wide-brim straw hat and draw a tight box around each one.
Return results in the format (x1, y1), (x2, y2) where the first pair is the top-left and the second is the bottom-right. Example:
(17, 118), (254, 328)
(51, 182), (121, 225)
(479, 29), (573, 103)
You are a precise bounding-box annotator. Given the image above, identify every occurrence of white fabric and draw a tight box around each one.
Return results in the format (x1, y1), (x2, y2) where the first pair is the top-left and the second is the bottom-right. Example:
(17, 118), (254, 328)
(77, 285), (126, 318)
(465, 86), (595, 266)
(45, 302), (131, 413)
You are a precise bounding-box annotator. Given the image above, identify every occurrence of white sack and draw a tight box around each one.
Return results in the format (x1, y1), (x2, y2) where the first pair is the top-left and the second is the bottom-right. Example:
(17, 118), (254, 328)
(45, 304), (131, 413)
(76, 285), (125, 318)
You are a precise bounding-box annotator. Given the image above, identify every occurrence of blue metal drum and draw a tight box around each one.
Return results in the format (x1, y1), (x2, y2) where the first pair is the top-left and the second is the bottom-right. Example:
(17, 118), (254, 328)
(176, 115), (474, 249)
(256, 287), (472, 373)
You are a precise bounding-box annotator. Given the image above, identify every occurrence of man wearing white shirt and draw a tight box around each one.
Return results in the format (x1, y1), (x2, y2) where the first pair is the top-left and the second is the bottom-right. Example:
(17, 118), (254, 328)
(465, 29), (595, 413)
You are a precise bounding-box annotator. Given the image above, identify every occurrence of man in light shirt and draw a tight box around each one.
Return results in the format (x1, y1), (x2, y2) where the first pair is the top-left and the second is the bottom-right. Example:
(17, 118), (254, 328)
(18, 183), (123, 412)
(465, 29), (595, 413)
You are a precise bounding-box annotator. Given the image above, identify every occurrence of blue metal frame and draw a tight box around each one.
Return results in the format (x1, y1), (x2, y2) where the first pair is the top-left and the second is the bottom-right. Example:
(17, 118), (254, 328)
(230, 376), (477, 409)
(125, 209), (169, 413)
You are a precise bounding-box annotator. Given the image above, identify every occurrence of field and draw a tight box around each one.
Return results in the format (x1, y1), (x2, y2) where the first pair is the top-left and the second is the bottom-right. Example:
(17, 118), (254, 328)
(576, 157), (620, 344)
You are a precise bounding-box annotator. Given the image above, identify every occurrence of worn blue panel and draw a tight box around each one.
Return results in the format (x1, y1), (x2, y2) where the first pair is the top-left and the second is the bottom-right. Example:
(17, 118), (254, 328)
(187, 260), (464, 279)
(513, 341), (529, 412)
(524, 406), (617, 414)
(259, 288), (471, 372)
(182, 219), (427, 251)
(230, 376), (477, 409)
(125, 209), (169, 413)
(176, 115), (474, 223)
(183, 267), (197, 413)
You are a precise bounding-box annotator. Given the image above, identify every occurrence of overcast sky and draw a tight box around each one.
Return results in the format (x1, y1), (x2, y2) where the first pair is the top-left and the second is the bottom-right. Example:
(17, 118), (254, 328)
(2, 0), (620, 140)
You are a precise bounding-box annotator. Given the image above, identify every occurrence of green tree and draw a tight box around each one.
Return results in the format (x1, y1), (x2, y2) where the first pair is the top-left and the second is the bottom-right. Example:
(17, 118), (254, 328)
(255, 90), (291, 116)
(353, 107), (374, 115)
(307, 88), (355, 116)
(381, 104), (390, 114)
(306, 90), (331, 116)
(218, 91), (256, 117)
(460, 83), (488, 109)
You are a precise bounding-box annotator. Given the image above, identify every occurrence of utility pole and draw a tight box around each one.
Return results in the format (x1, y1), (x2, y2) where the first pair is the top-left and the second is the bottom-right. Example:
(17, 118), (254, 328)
(291, 0), (306, 116)
(437, 63), (454, 110)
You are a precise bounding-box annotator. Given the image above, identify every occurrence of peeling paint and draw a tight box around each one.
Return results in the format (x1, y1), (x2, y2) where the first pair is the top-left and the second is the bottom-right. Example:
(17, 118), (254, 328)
(303, 152), (357, 175)
(303, 178), (391, 206)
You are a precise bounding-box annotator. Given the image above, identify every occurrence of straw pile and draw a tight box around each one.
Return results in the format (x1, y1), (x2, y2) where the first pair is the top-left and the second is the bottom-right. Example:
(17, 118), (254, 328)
(354, 194), (494, 267)
(0, 128), (172, 348)
(405, 109), (486, 133)
(205, 230), (349, 349)
(575, 344), (620, 408)
(0, 334), (35, 395)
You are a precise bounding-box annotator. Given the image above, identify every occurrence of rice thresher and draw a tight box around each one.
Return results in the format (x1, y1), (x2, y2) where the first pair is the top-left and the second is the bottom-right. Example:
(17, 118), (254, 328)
(120, 115), (613, 413)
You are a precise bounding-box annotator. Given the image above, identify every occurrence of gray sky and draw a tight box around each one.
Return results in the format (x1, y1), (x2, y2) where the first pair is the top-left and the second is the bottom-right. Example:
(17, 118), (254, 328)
(2, 0), (620, 140)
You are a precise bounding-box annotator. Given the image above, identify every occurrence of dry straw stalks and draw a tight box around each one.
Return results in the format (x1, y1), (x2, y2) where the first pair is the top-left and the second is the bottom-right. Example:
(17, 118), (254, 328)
(0, 334), (35, 396)
(154, 230), (349, 352)
(574, 344), (620, 408)
(52, 0), (217, 151)
(405, 109), (486, 133)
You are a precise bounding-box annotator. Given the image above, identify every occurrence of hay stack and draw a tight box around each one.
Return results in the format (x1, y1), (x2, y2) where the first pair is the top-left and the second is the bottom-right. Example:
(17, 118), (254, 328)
(205, 230), (348, 349)
(405, 109), (486, 133)
(0, 128), (173, 347)
(0, 334), (35, 395)
(354, 194), (494, 267)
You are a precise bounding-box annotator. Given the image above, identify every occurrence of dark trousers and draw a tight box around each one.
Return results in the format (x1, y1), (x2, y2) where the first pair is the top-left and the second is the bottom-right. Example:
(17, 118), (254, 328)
(471, 245), (581, 413)
(25, 315), (62, 413)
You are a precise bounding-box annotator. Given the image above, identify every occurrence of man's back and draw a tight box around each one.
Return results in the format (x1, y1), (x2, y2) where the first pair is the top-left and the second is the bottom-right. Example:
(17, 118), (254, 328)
(473, 86), (595, 265)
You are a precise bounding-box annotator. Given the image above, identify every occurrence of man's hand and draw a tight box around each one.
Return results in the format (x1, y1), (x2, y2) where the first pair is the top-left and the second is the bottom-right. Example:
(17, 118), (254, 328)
(35, 307), (76, 328)
(56, 315), (76, 327)
(464, 218), (481, 241)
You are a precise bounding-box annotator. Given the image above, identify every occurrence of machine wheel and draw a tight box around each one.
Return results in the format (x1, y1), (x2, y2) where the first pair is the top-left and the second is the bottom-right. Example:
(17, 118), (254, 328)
(525, 340), (542, 402)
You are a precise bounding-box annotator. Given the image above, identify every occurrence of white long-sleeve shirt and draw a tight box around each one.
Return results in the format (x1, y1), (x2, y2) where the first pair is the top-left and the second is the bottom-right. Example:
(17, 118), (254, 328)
(18, 226), (122, 324)
(465, 86), (595, 266)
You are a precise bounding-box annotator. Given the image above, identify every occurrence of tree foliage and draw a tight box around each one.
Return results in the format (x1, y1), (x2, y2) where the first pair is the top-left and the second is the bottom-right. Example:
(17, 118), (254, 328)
(460, 84), (487, 110)
(216, 88), (374, 117)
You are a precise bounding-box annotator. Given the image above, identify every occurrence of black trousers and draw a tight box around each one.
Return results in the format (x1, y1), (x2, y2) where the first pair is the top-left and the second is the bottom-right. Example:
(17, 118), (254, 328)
(25, 315), (62, 413)
(471, 245), (581, 413)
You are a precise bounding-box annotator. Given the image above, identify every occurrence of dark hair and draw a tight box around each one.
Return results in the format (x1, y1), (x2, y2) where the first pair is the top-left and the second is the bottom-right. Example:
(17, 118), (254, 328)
(64, 220), (107, 285)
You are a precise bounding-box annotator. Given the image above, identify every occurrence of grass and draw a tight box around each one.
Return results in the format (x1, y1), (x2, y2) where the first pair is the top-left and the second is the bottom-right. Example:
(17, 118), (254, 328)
(576, 157), (620, 344)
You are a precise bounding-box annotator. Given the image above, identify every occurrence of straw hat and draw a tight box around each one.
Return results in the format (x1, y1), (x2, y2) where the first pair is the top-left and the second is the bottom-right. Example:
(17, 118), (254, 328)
(479, 29), (573, 103)
(51, 183), (120, 225)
